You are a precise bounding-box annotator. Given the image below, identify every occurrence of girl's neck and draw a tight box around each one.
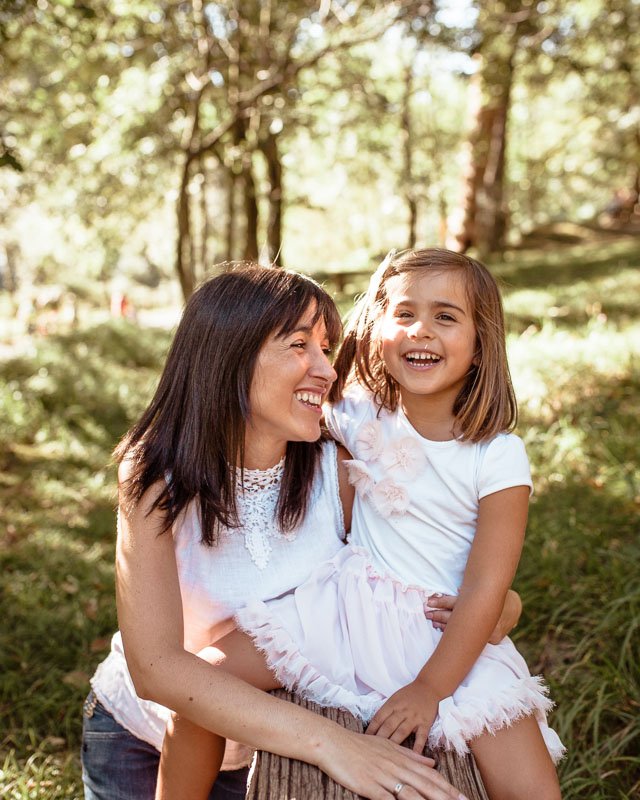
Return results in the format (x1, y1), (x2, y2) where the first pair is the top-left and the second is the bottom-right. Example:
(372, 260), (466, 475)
(399, 390), (458, 442)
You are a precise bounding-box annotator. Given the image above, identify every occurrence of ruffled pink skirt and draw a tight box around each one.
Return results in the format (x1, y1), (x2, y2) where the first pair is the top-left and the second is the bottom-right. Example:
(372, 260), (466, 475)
(236, 545), (565, 761)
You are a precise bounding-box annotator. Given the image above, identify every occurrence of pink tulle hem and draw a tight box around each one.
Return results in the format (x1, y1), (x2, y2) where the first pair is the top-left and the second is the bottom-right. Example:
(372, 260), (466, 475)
(236, 600), (565, 763)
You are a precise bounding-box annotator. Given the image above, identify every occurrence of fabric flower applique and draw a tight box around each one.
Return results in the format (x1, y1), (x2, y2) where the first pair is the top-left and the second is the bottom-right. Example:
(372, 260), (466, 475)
(344, 459), (375, 495)
(355, 421), (384, 462)
(380, 436), (427, 480)
(370, 477), (410, 518)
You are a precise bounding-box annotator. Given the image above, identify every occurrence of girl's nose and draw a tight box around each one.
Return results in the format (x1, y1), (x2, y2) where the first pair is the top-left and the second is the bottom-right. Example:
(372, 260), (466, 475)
(408, 318), (433, 340)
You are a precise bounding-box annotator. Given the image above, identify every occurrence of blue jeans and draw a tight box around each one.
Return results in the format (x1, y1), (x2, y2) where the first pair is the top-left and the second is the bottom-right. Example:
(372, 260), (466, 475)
(81, 692), (249, 800)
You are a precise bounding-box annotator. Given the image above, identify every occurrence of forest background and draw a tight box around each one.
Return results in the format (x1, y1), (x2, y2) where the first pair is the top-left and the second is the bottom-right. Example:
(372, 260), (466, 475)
(1, 0), (639, 798)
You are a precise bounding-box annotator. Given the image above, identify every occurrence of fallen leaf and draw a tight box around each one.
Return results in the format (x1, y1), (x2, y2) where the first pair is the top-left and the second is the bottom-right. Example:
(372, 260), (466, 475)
(90, 636), (111, 653)
(62, 670), (90, 688)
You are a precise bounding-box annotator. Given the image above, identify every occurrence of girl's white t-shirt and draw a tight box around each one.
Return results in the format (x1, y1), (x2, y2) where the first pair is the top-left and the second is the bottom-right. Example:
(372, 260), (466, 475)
(324, 387), (533, 595)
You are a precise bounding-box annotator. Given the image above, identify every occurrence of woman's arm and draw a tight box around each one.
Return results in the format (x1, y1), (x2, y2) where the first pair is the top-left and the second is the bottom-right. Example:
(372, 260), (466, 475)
(336, 444), (355, 534)
(367, 485), (530, 754)
(116, 463), (464, 800)
(425, 589), (522, 644)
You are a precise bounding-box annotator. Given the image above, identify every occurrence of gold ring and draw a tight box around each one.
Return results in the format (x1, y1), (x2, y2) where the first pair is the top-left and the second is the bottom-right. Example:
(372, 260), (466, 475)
(393, 782), (404, 797)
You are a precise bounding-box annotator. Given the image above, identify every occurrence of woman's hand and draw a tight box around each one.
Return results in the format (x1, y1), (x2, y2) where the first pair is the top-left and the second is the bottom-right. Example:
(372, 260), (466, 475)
(424, 589), (522, 644)
(318, 726), (467, 800)
(365, 681), (439, 756)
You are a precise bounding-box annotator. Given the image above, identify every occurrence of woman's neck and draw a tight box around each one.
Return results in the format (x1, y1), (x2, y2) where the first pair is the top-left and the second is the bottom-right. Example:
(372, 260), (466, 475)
(242, 436), (287, 471)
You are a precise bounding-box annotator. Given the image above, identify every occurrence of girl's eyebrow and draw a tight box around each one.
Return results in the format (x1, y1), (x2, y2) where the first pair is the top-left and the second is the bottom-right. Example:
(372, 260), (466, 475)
(432, 300), (467, 315)
(392, 297), (467, 315)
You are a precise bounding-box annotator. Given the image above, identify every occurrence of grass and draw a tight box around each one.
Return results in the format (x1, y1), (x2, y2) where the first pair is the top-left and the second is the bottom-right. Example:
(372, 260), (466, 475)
(0, 322), (172, 799)
(1, 236), (639, 798)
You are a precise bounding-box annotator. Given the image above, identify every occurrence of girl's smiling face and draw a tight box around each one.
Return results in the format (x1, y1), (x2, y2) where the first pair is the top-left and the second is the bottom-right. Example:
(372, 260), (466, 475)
(379, 269), (477, 408)
(246, 303), (337, 466)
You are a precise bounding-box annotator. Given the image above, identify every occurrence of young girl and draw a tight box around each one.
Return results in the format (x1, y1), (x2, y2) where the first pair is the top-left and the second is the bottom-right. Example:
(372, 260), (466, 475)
(158, 250), (563, 800)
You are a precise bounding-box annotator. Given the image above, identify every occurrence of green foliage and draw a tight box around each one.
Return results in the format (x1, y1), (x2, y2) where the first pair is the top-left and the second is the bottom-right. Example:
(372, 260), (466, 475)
(0, 319), (171, 798)
(498, 238), (640, 798)
(1, 0), (637, 289)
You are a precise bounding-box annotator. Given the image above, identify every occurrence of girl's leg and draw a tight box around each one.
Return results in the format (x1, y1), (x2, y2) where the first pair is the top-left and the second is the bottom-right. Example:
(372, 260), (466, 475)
(155, 630), (280, 800)
(469, 715), (561, 800)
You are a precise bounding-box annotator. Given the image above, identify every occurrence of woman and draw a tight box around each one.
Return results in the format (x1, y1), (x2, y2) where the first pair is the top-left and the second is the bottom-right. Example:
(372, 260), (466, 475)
(82, 264), (519, 800)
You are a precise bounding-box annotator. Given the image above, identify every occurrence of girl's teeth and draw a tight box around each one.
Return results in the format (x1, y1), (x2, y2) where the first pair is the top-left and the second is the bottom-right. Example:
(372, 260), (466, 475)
(406, 352), (440, 361)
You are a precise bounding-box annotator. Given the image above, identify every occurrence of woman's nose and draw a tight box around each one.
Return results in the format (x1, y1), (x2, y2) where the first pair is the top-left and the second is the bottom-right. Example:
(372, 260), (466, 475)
(312, 349), (337, 385)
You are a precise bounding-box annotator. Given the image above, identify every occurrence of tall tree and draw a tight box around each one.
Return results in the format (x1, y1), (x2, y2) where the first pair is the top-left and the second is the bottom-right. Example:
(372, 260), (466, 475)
(449, 1), (546, 255)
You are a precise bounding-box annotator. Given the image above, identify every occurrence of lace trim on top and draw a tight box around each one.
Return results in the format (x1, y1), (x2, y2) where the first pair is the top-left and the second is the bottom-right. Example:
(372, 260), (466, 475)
(233, 458), (294, 570)
(235, 459), (285, 493)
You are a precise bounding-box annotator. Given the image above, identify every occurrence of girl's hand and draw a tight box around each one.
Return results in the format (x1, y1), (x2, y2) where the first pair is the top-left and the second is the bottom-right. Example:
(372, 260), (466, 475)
(320, 726), (467, 800)
(365, 681), (439, 756)
(424, 589), (522, 644)
(487, 588), (522, 644)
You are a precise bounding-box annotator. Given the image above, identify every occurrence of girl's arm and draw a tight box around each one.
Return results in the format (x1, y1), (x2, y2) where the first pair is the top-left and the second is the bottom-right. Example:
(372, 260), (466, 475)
(367, 485), (530, 755)
(116, 463), (464, 800)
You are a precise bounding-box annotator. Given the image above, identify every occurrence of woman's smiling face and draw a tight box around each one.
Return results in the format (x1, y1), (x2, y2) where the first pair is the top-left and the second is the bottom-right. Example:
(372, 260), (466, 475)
(246, 303), (337, 466)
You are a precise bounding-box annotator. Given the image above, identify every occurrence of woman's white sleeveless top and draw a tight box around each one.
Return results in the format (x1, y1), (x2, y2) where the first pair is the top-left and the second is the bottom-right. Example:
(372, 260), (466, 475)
(91, 441), (345, 756)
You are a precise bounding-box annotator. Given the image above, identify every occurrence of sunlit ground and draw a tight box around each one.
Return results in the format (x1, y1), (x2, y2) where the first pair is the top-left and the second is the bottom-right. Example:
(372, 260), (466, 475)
(1, 236), (639, 798)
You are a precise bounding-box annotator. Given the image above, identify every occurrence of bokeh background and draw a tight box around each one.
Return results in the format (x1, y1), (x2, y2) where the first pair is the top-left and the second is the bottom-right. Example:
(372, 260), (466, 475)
(1, 1), (639, 798)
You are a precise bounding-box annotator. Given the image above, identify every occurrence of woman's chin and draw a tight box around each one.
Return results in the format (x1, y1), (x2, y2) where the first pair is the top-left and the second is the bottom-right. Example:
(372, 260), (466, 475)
(289, 423), (323, 444)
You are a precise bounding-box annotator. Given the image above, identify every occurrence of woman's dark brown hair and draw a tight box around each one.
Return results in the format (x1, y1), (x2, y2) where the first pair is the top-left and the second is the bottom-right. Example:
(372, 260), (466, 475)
(330, 248), (517, 442)
(115, 263), (342, 545)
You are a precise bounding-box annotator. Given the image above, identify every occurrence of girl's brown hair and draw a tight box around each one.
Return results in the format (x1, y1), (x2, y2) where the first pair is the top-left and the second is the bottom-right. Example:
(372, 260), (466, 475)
(115, 263), (342, 545)
(330, 248), (517, 442)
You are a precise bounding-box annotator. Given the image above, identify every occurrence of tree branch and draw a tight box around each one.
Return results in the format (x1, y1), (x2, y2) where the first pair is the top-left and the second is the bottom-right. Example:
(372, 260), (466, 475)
(189, 9), (405, 162)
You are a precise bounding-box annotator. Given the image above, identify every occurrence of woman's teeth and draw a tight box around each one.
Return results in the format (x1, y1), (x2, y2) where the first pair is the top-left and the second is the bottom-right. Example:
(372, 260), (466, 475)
(295, 391), (322, 407)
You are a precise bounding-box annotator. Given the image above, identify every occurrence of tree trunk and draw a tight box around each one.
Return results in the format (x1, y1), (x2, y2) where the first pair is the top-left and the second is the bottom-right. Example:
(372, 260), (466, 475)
(259, 130), (283, 264)
(199, 156), (210, 274)
(176, 155), (196, 300)
(243, 151), (259, 261)
(449, 0), (538, 259)
(451, 47), (514, 257)
(174, 0), (212, 300)
(247, 691), (489, 800)
(630, 125), (640, 219)
(401, 61), (418, 249)
(226, 167), (238, 262)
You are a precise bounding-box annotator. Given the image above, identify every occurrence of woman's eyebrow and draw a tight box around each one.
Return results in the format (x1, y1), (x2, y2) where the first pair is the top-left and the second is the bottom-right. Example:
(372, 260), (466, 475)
(278, 324), (314, 338)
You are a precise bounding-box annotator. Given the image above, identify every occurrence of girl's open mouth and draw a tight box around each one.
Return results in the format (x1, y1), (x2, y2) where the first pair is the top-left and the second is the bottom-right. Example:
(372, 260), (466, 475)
(404, 351), (442, 367)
